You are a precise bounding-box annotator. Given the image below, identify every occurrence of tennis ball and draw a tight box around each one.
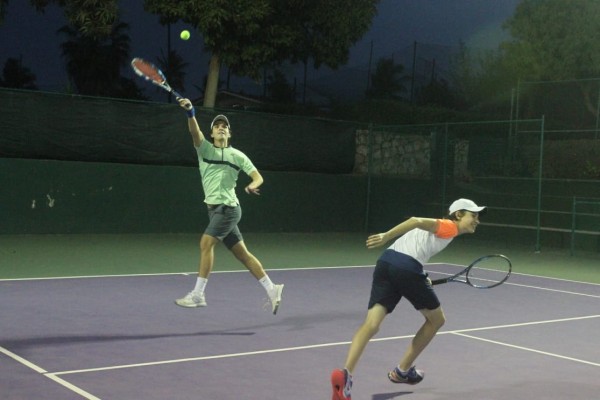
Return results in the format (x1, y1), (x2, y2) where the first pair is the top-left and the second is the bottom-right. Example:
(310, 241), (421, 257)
(180, 30), (190, 41)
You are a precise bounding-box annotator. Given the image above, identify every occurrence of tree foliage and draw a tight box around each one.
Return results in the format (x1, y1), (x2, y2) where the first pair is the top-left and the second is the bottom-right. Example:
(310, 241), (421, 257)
(449, 43), (515, 114)
(501, 0), (600, 115)
(58, 21), (144, 98)
(502, 0), (600, 81)
(144, 0), (379, 107)
(3, 1), (378, 108)
(30, 0), (119, 38)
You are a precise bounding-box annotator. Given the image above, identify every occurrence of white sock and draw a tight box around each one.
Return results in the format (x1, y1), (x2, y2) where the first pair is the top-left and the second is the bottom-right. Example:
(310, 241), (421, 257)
(259, 275), (275, 294)
(193, 277), (208, 294)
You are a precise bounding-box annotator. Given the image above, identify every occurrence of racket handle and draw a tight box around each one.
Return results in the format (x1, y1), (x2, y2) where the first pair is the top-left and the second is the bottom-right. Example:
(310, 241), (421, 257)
(171, 89), (183, 100)
(171, 89), (193, 109)
(171, 89), (194, 112)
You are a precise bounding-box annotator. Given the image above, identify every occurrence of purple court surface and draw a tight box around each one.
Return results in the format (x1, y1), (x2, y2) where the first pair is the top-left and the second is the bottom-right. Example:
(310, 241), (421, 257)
(1, 265), (599, 399)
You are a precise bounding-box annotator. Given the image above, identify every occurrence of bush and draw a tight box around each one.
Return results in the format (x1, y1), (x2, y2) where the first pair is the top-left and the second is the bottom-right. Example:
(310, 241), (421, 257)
(522, 139), (600, 179)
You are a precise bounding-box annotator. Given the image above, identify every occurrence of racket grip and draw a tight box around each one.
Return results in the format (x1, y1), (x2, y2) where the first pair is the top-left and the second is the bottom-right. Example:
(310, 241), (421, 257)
(171, 89), (183, 100)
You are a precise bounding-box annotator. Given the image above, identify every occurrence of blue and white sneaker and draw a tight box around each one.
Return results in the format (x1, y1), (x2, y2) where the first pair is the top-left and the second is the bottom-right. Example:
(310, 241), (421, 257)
(388, 366), (424, 385)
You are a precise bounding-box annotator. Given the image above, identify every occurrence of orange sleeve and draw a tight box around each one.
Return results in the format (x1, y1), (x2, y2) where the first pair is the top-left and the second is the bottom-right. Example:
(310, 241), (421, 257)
(435, 219), (458, 239)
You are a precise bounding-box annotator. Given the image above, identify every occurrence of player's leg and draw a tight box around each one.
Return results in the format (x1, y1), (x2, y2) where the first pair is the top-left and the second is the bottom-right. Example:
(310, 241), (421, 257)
(174, 233), (217, 308)
(229, 239), (265, 279)
(344, 303), (388, 373)
(388, 271), (445, 384)
(332, 260), (398, 399)
(331, 304), (387, 400)
(399, 306), (445, 369)
(175, 204), (229, 308)
(228, 238), (284, 314)
(388, 306), (445, 384)
(199, 233), (219, 277)
(343, 260), (399, 373)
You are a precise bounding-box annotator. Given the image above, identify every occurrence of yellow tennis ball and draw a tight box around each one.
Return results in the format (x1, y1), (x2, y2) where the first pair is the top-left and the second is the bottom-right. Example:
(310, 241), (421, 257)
(180, 30), (190, 40)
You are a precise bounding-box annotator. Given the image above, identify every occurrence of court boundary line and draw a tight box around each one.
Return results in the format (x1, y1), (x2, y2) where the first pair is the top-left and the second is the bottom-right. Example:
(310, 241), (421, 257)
(1, 264), (598, 287)
(47, 314), (599, 376)
(0, 265), (373, 282)
(450, 332), (600, 367)
(0, 346), (100, 400)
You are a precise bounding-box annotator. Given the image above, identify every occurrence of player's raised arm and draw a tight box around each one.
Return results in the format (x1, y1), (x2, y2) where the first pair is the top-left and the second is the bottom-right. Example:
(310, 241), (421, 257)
(178, 98), (204, 147)
(366, 217), (438, 249)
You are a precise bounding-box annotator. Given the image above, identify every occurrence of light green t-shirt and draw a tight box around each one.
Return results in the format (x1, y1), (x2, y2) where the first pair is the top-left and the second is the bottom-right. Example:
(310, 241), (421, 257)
(196, 140), (257, 206)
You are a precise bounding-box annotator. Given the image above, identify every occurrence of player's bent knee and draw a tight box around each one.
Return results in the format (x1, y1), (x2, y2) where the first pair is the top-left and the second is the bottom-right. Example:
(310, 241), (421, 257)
(422, 307), (446, 329)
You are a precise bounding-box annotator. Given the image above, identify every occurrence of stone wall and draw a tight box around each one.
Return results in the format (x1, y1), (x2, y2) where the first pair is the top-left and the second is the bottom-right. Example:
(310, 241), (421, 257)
(354, 129), (469, 177)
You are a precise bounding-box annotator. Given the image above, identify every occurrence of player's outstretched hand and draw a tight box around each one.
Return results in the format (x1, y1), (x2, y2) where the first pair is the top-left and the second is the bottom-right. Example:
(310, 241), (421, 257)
(366, 233), (386, 249)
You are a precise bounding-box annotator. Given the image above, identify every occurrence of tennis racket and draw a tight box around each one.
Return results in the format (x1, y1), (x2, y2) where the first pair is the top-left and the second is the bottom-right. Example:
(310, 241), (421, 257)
(131, 57), (191, 109)
(431, 254), (512, 289)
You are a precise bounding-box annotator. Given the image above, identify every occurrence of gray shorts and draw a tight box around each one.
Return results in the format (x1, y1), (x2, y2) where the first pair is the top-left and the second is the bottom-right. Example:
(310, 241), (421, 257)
(205, 204), (243, 249)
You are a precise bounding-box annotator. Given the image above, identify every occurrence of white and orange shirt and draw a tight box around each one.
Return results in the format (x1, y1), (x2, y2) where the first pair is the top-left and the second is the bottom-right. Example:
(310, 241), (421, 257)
(389, 219), (458, 264)
(379, 219), (459, 274)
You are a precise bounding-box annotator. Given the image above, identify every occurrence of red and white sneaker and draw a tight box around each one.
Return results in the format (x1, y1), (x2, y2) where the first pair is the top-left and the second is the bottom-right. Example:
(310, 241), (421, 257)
(331, 368), (352, 400)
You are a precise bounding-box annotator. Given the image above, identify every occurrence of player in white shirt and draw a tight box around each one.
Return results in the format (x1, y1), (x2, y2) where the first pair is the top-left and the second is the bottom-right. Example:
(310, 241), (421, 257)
(331, 199), (486, 400)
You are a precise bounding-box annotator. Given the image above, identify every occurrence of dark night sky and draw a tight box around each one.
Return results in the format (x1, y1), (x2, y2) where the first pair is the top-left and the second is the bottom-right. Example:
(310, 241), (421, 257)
(0, 0), (520, 99)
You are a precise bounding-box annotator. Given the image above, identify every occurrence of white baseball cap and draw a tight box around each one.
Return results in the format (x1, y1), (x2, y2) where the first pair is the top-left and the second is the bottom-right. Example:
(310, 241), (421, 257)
(211, 114), (230, 129)
(448, 198), (486, 214)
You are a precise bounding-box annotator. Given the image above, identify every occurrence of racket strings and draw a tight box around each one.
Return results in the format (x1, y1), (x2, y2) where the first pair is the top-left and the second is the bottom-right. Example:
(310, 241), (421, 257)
(132, 59), (164, 84)
(466, 257), (511, 288)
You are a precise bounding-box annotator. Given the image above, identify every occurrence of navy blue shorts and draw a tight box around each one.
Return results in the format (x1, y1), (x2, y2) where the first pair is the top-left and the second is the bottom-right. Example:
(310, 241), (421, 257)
(205, 204), (243, 249)
(368, 260), (440, 313)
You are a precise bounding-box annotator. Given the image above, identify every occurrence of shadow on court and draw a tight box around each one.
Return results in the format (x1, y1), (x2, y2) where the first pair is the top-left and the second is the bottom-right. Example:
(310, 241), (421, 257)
(372, 391), (413, 399)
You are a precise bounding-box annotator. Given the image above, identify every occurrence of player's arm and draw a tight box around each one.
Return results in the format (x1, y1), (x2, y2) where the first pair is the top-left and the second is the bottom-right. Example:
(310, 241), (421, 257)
(245, 169), (263, 195)
(366, 217), (439, 249)
(178, 98), (204, 147)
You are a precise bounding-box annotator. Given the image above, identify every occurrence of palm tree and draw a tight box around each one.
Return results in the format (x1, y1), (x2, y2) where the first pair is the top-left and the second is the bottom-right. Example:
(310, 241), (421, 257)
(58, 21), (139, 98)
(366, 57), (410, 100)
(156, 49), (189, 102)
(0, 57), (38, 89)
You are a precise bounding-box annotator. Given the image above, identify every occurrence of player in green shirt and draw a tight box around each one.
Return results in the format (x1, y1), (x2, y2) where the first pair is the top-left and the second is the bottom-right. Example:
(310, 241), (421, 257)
(174, 98), (284, 314)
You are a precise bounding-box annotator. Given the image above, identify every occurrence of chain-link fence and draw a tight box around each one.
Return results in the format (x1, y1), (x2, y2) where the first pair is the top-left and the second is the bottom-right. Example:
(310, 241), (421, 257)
(2, 88), (598, 251)
(363, 118), (599, 252)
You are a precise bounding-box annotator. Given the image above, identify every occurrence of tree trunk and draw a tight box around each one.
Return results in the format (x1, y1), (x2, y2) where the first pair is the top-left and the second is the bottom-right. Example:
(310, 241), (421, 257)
(203, 55), (220, 108)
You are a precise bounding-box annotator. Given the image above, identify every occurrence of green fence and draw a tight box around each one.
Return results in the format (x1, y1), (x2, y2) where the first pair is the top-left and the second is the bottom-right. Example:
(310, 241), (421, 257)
(0, 89), (361, 173)
(570, 197), (600, 255)
(364, 119), (600, 252)
(1, 89), (599, 252)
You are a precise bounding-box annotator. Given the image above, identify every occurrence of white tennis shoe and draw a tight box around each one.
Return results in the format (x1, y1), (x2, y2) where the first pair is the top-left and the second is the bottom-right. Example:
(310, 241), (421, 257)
(175, 291), (207, 308)
(269, 284), (284, 315)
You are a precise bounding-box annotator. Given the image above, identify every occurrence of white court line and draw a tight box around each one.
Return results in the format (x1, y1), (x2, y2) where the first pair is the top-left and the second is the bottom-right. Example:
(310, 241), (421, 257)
(49, 314), (600, 376)
(1, 263), (598, 286)
(44, 374), (101, 400)
(0, 346), (47, 373)
(502, 281), (600, 298)
(0, 265), (371, 282)
(0, 346), (100, 400)
(451, 332), (600, 367)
